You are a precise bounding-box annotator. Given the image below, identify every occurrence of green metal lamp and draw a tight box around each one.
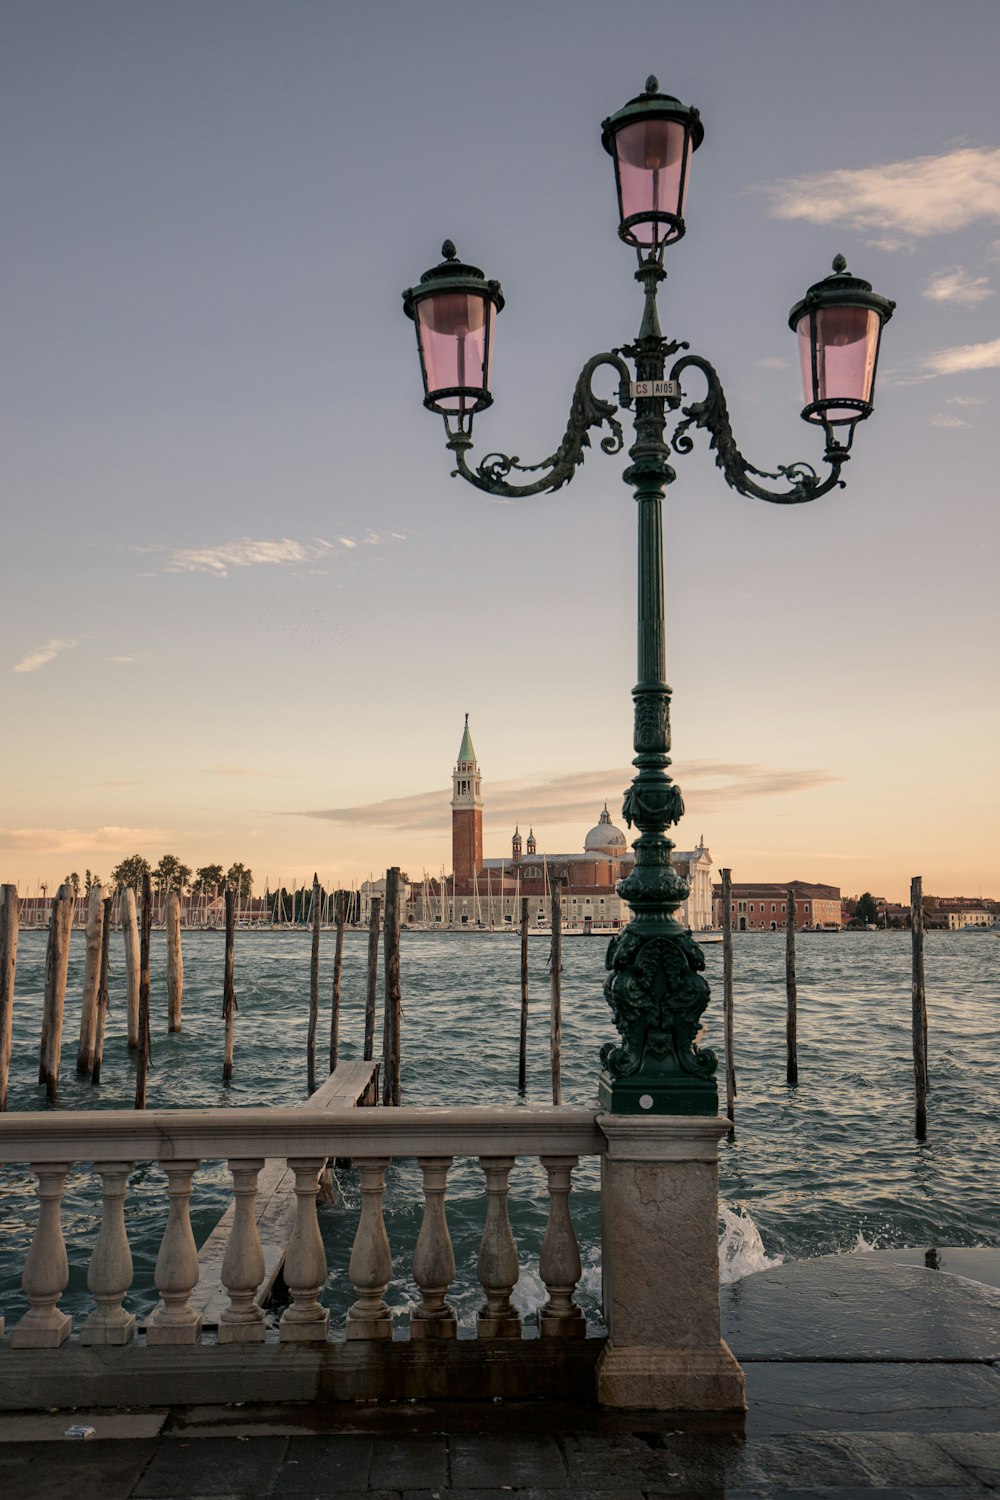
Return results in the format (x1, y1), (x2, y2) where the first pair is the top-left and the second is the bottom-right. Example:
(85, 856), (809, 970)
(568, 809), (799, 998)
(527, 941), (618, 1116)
(403, 83), (894, 1115)
(402, 241), (504, 428)
(789, 255), (896, 452)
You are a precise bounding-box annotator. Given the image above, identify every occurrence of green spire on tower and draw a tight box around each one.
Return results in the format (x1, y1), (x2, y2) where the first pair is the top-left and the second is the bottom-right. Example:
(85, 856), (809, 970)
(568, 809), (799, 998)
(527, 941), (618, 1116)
(457, 712), (476, 764)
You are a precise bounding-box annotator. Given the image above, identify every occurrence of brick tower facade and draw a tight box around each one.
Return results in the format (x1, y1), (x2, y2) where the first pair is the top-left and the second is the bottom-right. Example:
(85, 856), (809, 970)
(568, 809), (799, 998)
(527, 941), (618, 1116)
(451, 714), (483, 893)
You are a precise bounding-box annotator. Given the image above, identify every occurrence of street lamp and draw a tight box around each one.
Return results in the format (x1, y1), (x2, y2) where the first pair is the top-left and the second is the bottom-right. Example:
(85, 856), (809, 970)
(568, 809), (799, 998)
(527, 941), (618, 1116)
(402, 77), (894, 1117)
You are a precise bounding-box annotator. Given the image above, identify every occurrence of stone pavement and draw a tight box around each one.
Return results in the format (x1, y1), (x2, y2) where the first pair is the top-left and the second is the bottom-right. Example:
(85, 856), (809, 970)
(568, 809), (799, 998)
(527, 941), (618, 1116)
(1, 1252), (999, 1498)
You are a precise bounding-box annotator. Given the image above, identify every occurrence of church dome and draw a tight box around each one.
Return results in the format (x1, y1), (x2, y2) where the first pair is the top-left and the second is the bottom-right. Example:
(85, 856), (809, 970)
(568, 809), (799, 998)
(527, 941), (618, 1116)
(584, 803), (627, 854)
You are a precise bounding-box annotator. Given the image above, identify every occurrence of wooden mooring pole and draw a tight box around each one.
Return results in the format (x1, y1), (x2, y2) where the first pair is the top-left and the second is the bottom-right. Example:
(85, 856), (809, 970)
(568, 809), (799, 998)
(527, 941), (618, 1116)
(134, 871), (153, 1109)
(91, 896), (112, 1087)
(330, 890), (345, 1073)
(39, 881), (74, 1101)
(549, 883), (563, 1105)
(721, 868), (735, 1123)
(223, 886), (237, 1081)
(911, 874), (928, 1140)
(308, 873), (320, 1094)
(785, 884), (799, 1087)
(364, 895), (381, 1063)
(383, 867), (402, 1106)
(0, 884), (19, 1111)
(518, 896), (529, 1094)
(76, 882), (104, 1074)
(121, 885), (141, 1050)
(166, 889), (183, 1032)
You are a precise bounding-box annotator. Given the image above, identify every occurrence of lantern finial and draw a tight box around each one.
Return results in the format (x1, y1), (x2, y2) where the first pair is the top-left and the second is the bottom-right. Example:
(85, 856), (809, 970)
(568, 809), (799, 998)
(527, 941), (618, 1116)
(645, 75), (659, 94)
(832, 253), (847, 273)
(442, 240), (458, 261)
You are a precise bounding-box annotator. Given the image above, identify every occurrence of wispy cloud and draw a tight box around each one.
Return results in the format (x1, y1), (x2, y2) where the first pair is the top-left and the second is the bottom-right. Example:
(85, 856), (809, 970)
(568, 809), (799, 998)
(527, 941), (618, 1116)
(765, 146), (1000, 243)
(946, 395), (987, 407)
(109, 654), (138, 664)
(13, 638), (77, 674)
(0, 825), (164, 854)
(930, 412), (972, 429)
(300, 762), (840, 835)
(755, 357), (788, 371)
(205, 764), (289, 779)
(922, 336), (1000, 377)
(143, 531), (405, 578)
(923, 268), (995, 305)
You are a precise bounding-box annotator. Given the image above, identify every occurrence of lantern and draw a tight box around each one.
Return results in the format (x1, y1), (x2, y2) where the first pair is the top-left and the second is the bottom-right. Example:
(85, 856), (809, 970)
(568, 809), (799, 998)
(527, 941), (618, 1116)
(402, 242), (504, 420)
(789, 256), (895, 444)
(601, 76), (703, 250)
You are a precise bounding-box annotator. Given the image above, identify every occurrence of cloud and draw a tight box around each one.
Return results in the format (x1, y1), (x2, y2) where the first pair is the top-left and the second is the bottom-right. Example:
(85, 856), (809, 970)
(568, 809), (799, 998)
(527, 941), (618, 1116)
(755, 357), (788, 371)
(0, 825), (164, 854)
(930, 413), (972, 429)
(946, 395), (987, 406)
(109, 654), (138, 664)
(922, 336), (1000, 376)
(13, 638), (77, 674)
(300, 762), (840, 835)
(205, 765), (288, 779)
(923, 268), (994, 305)
(146, 531), (404, 577)
(765, 146), (1000, 241)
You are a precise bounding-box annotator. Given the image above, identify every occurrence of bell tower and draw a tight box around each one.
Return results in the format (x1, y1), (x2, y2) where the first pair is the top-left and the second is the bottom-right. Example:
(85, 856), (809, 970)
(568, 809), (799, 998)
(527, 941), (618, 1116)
(451, 714), (483, 892)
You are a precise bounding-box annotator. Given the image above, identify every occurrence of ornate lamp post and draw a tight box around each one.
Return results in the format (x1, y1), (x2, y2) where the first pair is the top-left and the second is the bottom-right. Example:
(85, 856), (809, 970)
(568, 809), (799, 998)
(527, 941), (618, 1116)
(403, 77), (894, 1119)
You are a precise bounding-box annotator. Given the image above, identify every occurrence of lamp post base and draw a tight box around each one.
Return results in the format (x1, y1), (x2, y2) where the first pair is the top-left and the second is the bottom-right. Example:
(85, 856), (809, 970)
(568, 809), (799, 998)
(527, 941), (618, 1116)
(598, 1068), (718, 1116)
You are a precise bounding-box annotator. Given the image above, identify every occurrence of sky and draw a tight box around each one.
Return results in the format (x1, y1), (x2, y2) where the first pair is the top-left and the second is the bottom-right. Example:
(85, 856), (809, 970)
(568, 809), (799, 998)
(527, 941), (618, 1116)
(2, 0), (999, 903)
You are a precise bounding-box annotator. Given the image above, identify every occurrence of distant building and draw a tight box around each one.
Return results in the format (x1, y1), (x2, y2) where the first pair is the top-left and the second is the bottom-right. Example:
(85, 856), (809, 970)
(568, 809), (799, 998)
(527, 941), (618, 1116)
(940, 906), (994, 930)
(408, 718), (715, 930)
(713, 880), (842, 931)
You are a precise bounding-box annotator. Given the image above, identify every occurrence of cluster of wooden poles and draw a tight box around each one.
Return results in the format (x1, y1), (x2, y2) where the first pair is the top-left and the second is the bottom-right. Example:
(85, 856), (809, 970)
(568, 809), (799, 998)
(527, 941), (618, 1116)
(719, 870), (931, 1140)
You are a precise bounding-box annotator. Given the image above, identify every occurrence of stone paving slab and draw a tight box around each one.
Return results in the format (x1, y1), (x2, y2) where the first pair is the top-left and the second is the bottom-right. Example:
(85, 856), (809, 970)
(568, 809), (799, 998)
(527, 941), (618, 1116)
(722, 1258), (1000, 1362)
(133, 1435), (287, 1497)
(449, 1433), (569, 1489)
(273, 1432), (373, 1491)
(0, 1408), (169, 1441)
(743, 1361), (1000, 1434)
(367, 1434), (448, 1490)
(0, 1436), (158, 1500)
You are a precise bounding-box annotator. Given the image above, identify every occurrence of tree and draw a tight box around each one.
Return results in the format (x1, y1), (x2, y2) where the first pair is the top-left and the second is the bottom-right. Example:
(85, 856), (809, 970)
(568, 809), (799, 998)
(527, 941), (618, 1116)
(65, 872), (81, 897)
(191, 864), (225, 896)
(154, 854), (192, 895)
(855, 892), (879, 926)
(226, 863), (253, 899)
(111, 854), (151, 890)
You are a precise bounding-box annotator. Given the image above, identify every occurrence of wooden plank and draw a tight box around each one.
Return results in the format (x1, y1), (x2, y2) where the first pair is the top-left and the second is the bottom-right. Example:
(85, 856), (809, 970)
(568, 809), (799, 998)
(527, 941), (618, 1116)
(189, 1060), (379, 1325)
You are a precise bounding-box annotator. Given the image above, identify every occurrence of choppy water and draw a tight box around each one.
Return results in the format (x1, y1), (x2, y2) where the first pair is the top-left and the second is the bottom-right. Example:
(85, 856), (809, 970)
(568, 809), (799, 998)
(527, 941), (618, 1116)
(1, 928), (997, 1329)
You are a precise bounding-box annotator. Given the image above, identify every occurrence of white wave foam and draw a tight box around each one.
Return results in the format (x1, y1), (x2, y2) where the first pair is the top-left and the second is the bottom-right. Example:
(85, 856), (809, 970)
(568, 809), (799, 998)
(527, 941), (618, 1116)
(719, 1205), (782, 1284)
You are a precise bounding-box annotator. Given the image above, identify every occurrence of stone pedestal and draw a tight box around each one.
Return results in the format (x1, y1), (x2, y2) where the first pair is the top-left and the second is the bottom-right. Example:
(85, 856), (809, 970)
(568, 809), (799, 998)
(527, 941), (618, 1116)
(595, 1113), (745, 1411)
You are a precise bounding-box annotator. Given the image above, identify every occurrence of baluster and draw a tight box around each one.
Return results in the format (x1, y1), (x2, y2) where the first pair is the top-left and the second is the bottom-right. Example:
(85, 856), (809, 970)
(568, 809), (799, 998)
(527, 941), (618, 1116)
(80, 1161), (136, 1345)
(279, 1157), (330, 1341)
(411, 1156), (456, 1339)
(146, 1160), (203, 1344)
(539, 1155), (585, 1337)
(346, 1158), (393, 1339)
(12, 1161), (73, 1347)
(219, 1158), (266, 1344)
(476, 1155), (521, 1339)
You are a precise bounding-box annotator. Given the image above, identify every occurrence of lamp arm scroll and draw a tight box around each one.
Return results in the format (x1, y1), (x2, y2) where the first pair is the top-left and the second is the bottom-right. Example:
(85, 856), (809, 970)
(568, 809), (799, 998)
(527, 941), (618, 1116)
(446, 352), (633, 499)
(668, 353), (848, 505)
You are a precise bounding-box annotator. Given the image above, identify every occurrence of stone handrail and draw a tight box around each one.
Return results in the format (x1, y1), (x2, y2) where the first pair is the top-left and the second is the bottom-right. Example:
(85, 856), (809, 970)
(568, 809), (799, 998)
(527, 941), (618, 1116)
(0, 1104), (603, 1163)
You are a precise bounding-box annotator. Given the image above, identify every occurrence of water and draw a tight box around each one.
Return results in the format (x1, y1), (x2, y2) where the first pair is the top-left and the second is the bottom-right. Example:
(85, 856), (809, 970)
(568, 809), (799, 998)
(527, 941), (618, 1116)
(1, 928), (997, 1329)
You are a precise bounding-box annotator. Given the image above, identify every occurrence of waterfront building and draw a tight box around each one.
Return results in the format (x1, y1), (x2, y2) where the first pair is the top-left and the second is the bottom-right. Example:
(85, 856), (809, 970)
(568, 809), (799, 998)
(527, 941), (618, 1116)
(407, 718), (715, 930)
(712, 880), (842, 931)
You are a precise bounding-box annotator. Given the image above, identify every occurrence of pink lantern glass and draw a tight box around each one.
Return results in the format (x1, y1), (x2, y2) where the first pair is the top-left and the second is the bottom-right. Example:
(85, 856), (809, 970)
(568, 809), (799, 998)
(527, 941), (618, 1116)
(416, 291), (494, 414)
(797, 305), (881, 424)
(613, 118), (691, 247)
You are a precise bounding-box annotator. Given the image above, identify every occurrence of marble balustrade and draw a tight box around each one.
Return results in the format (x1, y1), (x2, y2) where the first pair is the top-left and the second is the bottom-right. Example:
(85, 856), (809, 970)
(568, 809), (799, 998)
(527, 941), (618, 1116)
(0, 1106), (601, 1349)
